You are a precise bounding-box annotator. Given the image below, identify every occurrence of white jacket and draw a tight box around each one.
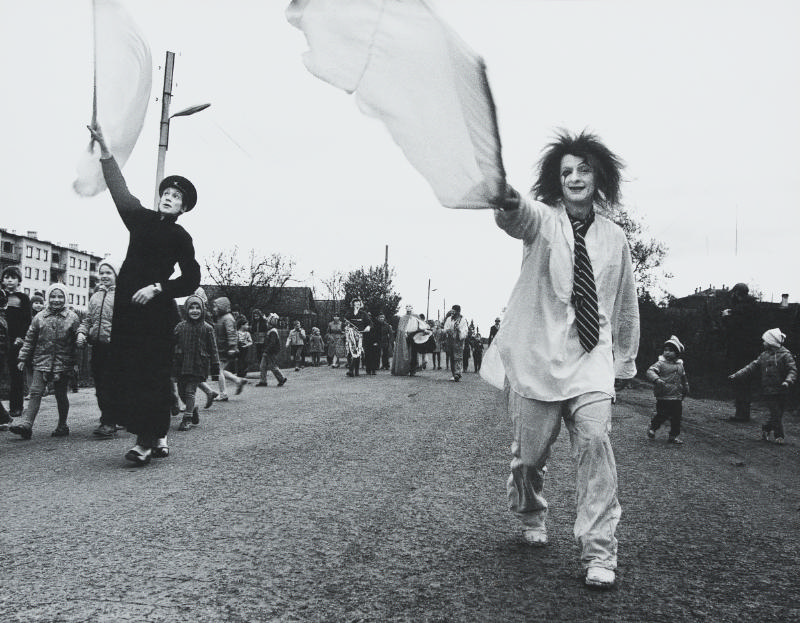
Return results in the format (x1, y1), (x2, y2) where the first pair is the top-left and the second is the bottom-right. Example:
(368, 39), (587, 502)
(492, 196), (639, 401)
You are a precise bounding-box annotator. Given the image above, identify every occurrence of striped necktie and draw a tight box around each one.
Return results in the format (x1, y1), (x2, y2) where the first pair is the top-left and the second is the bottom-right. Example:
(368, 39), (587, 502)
(569, 212), (600, 352)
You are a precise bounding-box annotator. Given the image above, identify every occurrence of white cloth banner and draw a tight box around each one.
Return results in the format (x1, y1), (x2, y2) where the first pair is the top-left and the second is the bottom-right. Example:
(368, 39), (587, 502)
(74, 0), (152, 197)
(287, 0), (506, 209)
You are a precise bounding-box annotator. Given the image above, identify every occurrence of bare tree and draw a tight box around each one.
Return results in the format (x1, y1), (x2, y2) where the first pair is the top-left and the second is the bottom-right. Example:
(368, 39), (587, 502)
(204, 247), (295, 313)
(320, 269), (346, 313)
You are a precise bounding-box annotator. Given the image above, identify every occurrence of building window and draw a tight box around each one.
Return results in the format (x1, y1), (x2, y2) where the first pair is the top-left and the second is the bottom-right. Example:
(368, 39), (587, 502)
(24, 287), (30, 295)
(83, 295), (87, 305)
(26, 246), (33, 258)
(24, 267), (31, 278)
(70, 257), (75, 267)
(2, 241), (12, 253)
(36, 248), (41, 260)
(42, 270), (47, 281)
(69, 275), (74, 286)
(52, 252), (59, 263)
(69, 293), (74, 304)
(43, 250), (48, 261)
(90, 262), (96, 271)
(35, 269), (40, 280)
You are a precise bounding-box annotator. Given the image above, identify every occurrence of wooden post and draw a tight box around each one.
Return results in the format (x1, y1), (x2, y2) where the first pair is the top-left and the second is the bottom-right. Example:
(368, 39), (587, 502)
(154, 51), (175, 208)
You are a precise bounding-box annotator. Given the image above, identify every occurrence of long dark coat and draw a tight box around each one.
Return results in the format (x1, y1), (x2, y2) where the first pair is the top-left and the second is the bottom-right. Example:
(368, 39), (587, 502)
(102, 157), (201, 439)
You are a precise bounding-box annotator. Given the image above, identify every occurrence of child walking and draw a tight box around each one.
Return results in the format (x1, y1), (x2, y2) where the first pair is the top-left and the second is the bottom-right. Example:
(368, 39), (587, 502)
(646, 335), (690, 444)
(10, 284), (80, 439)
(309, 327), (324, 366)
(258, 313), (287, 386)
(173, 294), (218, 431)
(286, 320), (306, 371)
(236, 317), (253, 379)
(76, 258), (118, 438)
(0, 290), (10, 428)
(729, 328), (797, 444)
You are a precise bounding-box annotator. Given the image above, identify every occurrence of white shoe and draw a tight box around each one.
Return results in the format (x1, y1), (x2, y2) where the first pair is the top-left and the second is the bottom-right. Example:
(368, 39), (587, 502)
(585, 566), (615, 588)
(124, 445), (152, 466)
(522, 527), (548, 547)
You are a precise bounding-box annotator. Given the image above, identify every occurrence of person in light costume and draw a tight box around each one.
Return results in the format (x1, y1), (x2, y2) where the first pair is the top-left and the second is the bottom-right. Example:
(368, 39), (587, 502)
(493, 132), (639, 588)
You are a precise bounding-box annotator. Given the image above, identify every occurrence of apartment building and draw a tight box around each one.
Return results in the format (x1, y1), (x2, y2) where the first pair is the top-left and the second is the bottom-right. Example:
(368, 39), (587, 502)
(0, 228), (105, 310)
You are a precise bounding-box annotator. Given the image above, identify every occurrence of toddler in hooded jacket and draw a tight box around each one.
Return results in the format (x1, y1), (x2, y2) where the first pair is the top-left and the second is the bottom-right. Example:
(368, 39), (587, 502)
(730, 328), (797, 444)
(646, 335), (690, 444)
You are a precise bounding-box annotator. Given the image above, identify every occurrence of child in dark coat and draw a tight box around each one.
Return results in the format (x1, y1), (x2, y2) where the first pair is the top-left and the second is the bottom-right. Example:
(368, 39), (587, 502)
(173, 295), (219, 431)
(730, 328), (797, 444)
(0, 290), (10, 427)
(646, 335), (690, 444)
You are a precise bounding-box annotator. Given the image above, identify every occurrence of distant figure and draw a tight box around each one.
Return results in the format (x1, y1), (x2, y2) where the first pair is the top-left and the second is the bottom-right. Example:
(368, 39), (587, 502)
(488, 317), (501, 346)
(729, 328), (797, 444)
(309, 327), (325, 366)
(471, 328), (484, 372)
(444, 305), (467, 382)
(325, 315), (346, 368)
(646, 336), (690, 444)
(257, 313), (287, 387)
(391, 305), (422, 376)
(721, 283), (760, 421)
(287, 320), (307, 371)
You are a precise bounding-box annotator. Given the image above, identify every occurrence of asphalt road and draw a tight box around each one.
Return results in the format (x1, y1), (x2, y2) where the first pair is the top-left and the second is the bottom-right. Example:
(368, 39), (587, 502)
(2, 366), (799, 622)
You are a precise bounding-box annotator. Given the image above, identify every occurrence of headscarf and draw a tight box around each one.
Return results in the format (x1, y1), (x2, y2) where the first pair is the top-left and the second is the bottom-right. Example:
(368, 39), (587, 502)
(762, 329), (785, 348)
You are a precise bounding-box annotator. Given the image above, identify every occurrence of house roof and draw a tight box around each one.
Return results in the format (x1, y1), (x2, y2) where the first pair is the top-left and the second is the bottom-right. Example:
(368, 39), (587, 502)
(200, 285), (317, 317)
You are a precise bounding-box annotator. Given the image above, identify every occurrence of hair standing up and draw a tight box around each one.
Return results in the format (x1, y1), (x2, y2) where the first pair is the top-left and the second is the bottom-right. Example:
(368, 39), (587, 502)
(532, 130), (624, 208)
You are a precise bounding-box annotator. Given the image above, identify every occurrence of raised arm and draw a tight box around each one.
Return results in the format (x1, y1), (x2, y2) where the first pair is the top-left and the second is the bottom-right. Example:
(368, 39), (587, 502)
(87, 123), (146, 231)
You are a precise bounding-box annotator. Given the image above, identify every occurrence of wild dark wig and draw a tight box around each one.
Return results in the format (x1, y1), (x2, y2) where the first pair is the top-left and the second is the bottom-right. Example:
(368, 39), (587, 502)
(531, 130), (624, 208)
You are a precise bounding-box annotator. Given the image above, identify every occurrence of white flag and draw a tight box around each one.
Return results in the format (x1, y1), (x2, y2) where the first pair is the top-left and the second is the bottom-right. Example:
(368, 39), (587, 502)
(287, 0), (506, 209)
(74, 0), (152, 197)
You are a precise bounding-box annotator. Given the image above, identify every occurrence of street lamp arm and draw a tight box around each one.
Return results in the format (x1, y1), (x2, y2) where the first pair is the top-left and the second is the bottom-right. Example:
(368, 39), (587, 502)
(170, 103), (212, 118)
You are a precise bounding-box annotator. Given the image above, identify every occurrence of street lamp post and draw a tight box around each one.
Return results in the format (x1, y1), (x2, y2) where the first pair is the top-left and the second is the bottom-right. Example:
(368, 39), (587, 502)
(153, 50), (211, 207)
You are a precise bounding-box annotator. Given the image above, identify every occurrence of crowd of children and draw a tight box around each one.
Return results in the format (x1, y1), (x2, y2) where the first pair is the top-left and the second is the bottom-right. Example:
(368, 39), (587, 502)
(3, 260), (799, 451)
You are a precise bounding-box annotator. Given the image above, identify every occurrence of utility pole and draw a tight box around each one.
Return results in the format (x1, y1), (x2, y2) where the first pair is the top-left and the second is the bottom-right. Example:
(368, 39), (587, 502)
(154, 51), (176, 208)
(384, 245), (389, 281)
(152, 50), (210, 208)
(426, 278), (431, 319)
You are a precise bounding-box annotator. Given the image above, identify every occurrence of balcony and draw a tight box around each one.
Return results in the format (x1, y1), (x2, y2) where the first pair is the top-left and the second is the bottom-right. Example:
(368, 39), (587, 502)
(1, 250), (21, 263)
(51, 261), (67, 273)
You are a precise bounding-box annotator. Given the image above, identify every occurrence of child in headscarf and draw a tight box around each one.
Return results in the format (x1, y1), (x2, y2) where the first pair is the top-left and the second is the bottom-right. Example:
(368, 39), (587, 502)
(729, 329), (797, 444)
(10, 284), (80, 439)
(77, 258), (118, 438)
(173, 294), (219, 432)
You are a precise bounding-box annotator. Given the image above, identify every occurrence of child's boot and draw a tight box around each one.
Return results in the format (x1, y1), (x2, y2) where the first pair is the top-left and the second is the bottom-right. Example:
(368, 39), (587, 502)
(178, 416), (193, 431)
(191, 406), (199, 425)
(51, 422), (70, 437)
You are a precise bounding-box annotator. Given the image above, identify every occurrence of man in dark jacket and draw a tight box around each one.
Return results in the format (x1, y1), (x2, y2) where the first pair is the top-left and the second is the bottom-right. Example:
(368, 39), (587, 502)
(722, 282), (760, 421)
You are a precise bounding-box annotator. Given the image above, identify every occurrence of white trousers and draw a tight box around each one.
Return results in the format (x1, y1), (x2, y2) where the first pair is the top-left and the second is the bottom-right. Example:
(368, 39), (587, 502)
(506, 388), (621, 570)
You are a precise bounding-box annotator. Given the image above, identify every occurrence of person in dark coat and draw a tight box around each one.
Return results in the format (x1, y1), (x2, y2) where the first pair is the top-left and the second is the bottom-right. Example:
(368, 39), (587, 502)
(1, 265), (32, 418)
(344, 298), (372, 377)
(721, 282), (760, 421)
(88, 123), (201, 465)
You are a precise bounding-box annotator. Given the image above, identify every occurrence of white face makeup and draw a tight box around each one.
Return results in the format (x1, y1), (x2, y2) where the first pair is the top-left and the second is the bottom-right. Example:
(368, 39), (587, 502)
(560, 154), (596, 210)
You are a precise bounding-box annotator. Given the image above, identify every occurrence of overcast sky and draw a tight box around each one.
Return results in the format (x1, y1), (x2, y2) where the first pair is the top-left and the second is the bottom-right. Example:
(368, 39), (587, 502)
(1, 0), (798, 327)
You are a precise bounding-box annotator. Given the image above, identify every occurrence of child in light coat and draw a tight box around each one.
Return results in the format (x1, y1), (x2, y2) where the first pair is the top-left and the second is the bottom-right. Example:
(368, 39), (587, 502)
(730, 328), (797, 444)
(77, 258), (117, 438)
(308, 327), (325, 366)
(10, 284), (80, 439)
(646, 335), (690, 444)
